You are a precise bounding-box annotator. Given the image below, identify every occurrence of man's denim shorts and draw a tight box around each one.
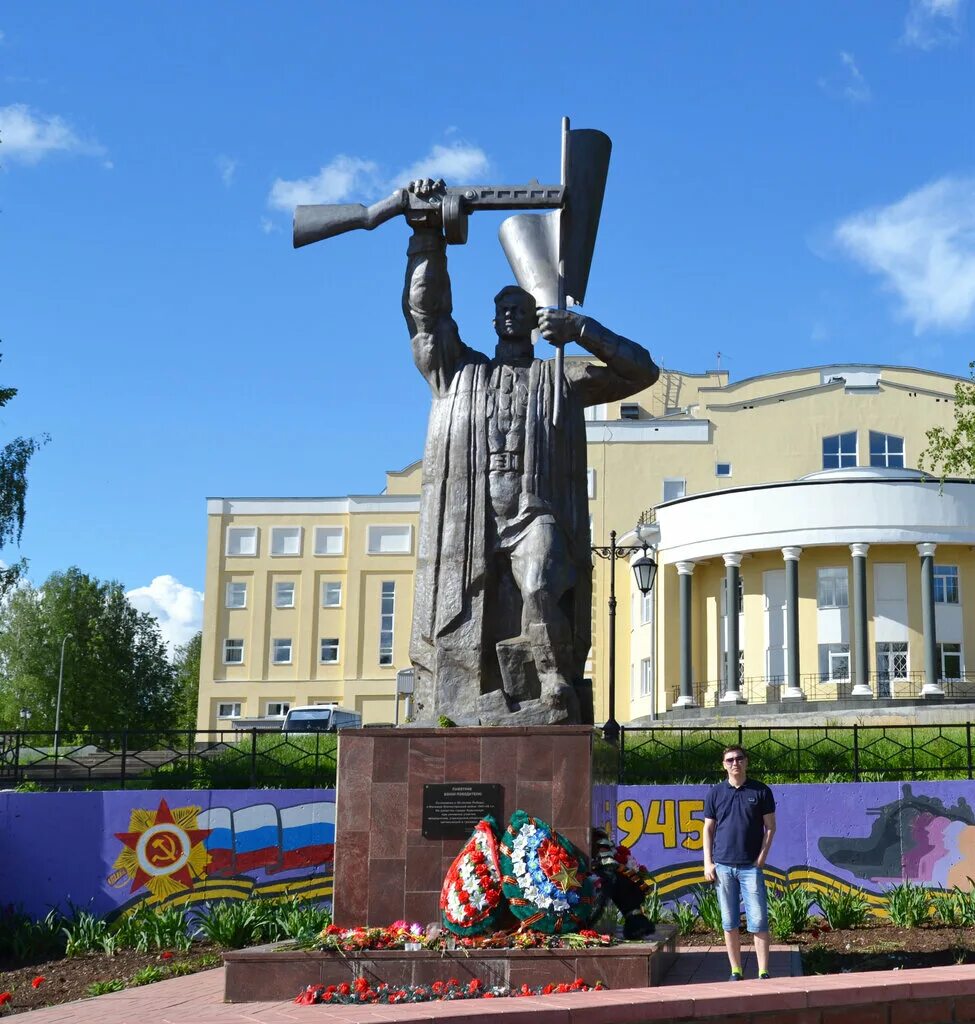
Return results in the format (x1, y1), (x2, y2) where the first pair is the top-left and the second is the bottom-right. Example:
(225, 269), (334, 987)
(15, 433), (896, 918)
(714, 864), (769, 933)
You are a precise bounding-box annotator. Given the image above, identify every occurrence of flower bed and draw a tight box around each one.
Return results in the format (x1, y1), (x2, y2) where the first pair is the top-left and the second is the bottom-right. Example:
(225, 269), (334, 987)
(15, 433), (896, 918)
(294, 975), (604, 1004)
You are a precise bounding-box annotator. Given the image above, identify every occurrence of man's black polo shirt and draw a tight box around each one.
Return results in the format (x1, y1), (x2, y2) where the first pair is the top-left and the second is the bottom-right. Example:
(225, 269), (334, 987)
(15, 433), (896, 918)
(704, 778), (775, 865)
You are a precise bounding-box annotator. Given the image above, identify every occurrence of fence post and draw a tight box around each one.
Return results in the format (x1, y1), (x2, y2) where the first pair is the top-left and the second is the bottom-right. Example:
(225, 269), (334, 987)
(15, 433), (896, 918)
(120, 730), (128, 791)
(968, 723), (973, 781)
(853, 724), (859, 782)
(250, 728), (258, 787)
(14, 730), (22, 787)
(738, 724), (743, 749)
(618, 727), (625, 785)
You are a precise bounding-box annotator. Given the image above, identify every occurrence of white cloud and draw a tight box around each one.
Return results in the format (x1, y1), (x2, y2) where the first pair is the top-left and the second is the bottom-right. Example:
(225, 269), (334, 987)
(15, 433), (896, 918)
(818, 51), (871, 103)
(260, 216), (279, 234)
(903, 0), (965, 49)
(267, 142), (489, 212)
(0, 103), (106, 164)
(216, 154), (237, 187)
(126, 575), (203, 656)
(834, 176), (975, 332)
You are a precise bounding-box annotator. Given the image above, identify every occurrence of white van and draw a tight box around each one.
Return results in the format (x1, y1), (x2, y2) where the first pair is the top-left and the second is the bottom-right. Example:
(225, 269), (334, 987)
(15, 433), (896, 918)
(281, 705), (361, 733)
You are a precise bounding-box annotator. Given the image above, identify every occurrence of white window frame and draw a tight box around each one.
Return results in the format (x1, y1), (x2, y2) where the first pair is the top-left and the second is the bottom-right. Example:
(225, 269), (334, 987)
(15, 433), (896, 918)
(270, 526), (303, 557)
(640, 588), (653, 625)
(314, 526), (345, 556)
(223, 638), (244, 665)
(274, 581), (296, 608)
(818, 643), (850, 681)
(938, 642), (964, 681)
(216, 702), (242, 719)
(876, 641), (909, 680)
(225, 581), (247, 609)
(716, 462), (732, 478)
(817, 567), (849, 609)
(320, 637), (340, 664)
(226, 526), (258, 557)
(379, 580), (395, 666)
(265, 701), (291, 718)
(367, 524), (414, 555)
(587, 468), (596, 499)
(662, 478), (686, 502)
(272, 637), (293, 665)
(868, 431), (905, 469)
(640, 657), (653, 697)
(934, 565), (960, 605)
(822, 431), (857, 470)
(322, 580), (343, 607)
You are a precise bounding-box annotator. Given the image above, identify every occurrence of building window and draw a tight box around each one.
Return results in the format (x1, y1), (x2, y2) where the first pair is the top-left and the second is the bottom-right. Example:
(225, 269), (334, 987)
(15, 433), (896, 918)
(379, 581), (395, 665)
(367, 525), (413, 555)
(869, 431), (905, 469)
(217, 702), (241, 719)
(716, 462), (732, 478)
(939, 642), (963, 681)
(225, 581), (247, 609)
(314, 526), (344, 556)
(640, 588), (653, 624)
(620, 402), (640, 420)
(272, 638), (293, 664)
(817, 568), (849, 609)
(266, 702), (291, 717)
(587, 468), (596, 499)
(822, 431), (857, 469)
(640, 658), (653, 696)
(320, 638), (340, 664)
(721, 649), (745, 687)
(270, 526), (302, 557)
(274, 582), (296, 608)
(226, 526), (258, 556)
(662, 478), (686, 502)
(223, 639), (244, 665)
(934, 565), (960, 604)
(721, 577), (744, 614)
(322, 581), (342, 607)
(876, 642), (908, 680)
(818, 643), (850, 681)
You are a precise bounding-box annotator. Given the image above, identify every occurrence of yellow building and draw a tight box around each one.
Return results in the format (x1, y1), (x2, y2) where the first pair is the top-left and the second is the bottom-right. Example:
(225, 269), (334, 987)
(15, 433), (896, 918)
(198, 362), (964, 729)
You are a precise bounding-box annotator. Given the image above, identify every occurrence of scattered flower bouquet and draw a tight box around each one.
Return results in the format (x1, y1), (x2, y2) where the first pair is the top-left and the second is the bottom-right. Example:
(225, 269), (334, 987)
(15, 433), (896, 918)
(317, 920), (426, 952)
(294, 975), (605, 1005)
(313, 921), (614, 952)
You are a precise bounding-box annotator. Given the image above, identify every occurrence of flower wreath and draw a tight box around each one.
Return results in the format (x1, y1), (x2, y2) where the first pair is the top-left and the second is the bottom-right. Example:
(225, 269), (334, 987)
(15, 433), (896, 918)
(613, 844), (656, 895)
(498, 810), (597, 934)
(440, 816), (506, 936)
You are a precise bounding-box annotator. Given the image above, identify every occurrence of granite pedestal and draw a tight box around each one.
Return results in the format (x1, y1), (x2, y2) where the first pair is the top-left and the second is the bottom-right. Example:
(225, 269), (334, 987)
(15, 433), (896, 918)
(332, 726), (593, 927)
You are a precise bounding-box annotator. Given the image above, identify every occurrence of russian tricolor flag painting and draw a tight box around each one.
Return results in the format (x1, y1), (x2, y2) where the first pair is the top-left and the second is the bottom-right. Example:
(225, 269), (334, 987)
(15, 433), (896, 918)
(200, 800), (335, 878)
(277, 802), (335, 872)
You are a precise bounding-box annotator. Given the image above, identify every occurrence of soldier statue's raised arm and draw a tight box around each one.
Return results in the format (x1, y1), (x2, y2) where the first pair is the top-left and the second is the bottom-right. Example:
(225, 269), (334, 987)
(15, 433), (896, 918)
(403, 179), (660, 726)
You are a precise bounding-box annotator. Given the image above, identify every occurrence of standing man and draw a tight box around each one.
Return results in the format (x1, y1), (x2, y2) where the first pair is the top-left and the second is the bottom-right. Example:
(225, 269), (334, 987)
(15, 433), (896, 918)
(703, 745), (776, 980)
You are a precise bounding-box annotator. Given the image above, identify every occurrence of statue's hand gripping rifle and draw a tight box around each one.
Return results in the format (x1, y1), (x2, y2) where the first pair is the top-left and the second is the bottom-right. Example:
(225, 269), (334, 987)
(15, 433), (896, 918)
(293, 181), (565, 248)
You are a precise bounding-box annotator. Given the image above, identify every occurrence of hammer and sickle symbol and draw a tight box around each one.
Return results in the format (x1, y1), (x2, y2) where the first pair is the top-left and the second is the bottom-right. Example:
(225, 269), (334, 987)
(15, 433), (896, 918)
(150, 833), (179, 864)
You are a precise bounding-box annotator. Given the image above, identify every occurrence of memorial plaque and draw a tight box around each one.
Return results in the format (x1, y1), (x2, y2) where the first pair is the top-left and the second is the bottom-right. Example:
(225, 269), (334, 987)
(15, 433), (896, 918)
(422, 783), (503, 840)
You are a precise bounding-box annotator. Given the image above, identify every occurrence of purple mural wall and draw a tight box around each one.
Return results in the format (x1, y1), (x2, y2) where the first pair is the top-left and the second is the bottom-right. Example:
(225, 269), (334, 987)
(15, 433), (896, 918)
(0, 789), (335, 920)
(595, 782), (975, 907)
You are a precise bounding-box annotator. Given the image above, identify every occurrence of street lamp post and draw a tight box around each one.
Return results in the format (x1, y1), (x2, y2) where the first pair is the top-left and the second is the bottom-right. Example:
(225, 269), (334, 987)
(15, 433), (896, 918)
(591, 526), (658, 744)
(18, 707), (31, 728)
(54, 633), (73, 751)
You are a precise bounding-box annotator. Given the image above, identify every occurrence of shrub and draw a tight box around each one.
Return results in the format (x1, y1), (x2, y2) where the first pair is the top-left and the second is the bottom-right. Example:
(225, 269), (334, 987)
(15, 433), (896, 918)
(190, 900), (265, 949)
(130, 965), (167, 986)
(86, 979), (126, 996)
(665, 900), (698, 935)
(816, 886), (871, 930)
(0, 907), (65, 962)
(692, 885), (724, 934)
(63, 910), (111, 957)
(641, 883), (662, 926)
(766, 885), (814, 940)
(884, 881), (930, 928)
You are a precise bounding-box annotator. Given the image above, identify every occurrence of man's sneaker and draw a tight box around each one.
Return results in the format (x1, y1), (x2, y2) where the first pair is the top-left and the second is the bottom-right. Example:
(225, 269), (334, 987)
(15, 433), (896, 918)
(758, 972), (771, 980)
(729, 970), (743, 981)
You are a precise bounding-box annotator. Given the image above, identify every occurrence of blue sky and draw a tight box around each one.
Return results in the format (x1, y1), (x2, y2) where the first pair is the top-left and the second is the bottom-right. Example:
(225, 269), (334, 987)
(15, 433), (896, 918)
(1, 1), (973, 648)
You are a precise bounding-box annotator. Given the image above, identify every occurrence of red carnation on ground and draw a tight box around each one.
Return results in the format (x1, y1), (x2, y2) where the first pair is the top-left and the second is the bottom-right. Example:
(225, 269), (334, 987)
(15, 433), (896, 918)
(338, 982), (351, 995)
(160, 951), (173, 960)
(31, 977), (44, 989)
(0, 992), (11, 1005)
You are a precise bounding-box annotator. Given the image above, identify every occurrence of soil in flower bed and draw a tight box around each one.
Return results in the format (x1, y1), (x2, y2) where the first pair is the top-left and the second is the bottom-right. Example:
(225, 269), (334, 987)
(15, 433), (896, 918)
(0, 946), (222, 1015)
(678, 923), (975, 973)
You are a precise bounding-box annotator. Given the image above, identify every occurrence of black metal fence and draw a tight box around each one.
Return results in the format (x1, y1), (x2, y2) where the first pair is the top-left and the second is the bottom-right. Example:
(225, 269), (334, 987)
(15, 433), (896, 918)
(0, 729), (338, 790)
(619, 723), (975, 784)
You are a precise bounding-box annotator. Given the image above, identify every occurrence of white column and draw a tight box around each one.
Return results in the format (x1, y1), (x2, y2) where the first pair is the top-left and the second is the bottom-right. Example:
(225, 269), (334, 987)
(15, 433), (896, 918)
(721, 552), (746, 704)
(850, 542), (873, 697)
(781, 547), (805, 701)
(673, 561), (697, 708)
(917, 542), (944, 698)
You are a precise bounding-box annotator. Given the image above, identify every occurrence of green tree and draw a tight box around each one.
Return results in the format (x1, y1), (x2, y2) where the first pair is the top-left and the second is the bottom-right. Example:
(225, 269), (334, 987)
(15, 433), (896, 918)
(921, 362), (975, 479)
(0, 567), (178, 732)
(172, 631), (202, 731)
(0, 348), (48, 594)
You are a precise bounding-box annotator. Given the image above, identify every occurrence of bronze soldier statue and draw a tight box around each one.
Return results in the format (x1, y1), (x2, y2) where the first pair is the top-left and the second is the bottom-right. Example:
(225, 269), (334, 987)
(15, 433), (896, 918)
(404, 179), (659, 726)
